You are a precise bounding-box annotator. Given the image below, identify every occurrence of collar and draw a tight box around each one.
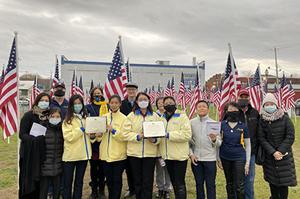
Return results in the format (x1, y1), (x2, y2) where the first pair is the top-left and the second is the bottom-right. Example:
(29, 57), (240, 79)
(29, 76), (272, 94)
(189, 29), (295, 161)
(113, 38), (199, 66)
(134, 109), (152, 116)
(52, 98), (68, 106)
(163, 111), (180, 119)
(197, 114), (209, 121)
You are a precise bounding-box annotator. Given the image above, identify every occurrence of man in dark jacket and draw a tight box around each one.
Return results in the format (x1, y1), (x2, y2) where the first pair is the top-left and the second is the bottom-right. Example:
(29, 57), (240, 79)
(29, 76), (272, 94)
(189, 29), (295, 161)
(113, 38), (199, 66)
(50, 81), (69, 119)
(237, 89), (260, 199)
(120, 82), (138, 198)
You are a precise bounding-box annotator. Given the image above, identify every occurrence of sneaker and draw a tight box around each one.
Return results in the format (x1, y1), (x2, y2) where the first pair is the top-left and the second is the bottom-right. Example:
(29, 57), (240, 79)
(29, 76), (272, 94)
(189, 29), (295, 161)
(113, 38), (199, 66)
(124, 191), (135, 198)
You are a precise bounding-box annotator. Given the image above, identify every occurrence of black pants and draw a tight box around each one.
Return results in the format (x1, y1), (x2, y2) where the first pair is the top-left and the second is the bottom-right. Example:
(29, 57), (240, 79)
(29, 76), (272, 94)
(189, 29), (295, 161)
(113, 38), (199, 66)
(191, 161), (216, 199)
(165, 160), (188, 199)
(128, 156), (156, 199)
(89, 159), (105, 193)
(269, 184), (288, 199)
(103, 160), (126, 199)
(221, 158), (245, 199)
(125, 158), (135, 193)
(63, 160), (88, 199)
(40, 175), (61, 199)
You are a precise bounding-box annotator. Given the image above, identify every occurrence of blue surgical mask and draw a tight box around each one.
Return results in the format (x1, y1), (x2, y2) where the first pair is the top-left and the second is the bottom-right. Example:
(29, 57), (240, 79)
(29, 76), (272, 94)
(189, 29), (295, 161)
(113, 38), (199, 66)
(74, 104), (83, 114)
(49, 118), (61, 125)
(264, 105), (277, 113)
(38, 101), (49, 110)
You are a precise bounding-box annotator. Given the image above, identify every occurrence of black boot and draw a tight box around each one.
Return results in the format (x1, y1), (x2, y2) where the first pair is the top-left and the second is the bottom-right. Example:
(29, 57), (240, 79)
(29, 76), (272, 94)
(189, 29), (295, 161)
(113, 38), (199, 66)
(156, 190), (164, 198)
(89, 188), (99, 199)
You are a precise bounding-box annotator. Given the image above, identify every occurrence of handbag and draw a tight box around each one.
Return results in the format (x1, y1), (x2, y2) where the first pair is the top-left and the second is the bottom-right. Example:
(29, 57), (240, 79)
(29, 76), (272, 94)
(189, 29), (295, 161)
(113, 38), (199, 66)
(255, 144), (265, 165)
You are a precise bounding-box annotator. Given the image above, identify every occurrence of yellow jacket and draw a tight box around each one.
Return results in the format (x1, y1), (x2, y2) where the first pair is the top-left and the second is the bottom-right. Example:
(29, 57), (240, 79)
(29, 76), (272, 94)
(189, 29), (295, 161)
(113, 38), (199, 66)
(100, 110), (127, 162)
(62, 116), (92, 161)
(160, 110), (192, 161)
(122, 109), (161, 158)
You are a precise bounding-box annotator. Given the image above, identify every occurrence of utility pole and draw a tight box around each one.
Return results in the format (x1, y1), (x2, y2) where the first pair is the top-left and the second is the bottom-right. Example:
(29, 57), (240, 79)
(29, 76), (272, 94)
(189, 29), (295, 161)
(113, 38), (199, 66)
(274, 47), (279, 85)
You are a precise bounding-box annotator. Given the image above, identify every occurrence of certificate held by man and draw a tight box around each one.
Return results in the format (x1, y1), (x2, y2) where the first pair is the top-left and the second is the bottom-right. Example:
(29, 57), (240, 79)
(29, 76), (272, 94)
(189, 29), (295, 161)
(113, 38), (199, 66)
(85, 116), (107, 134)
(206, 121), (221, 135)
(143, 121), (166, 138)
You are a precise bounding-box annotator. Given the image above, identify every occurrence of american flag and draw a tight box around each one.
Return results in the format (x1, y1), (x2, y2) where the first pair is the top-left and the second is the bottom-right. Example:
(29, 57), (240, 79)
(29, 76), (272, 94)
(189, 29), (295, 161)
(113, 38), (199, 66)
(273, 84), (280, 106)
(170, 77), (175, 97)
(212, 86), (221, 108)
(0, 37), (18, 139)
(280, 74), (289, 111)
(156, 83), (162, 98)
(189, 71), (201, 119)
(89, 79), (94, 92)
(29, 76), (41, 109)
(249, 66), (262, 112)
(150, 85), (156, 104)
(286, 81), (295, 110)
(185, 83), (192, 106)
(70, 70), (77, 97)
(178, 72), (186, 110)
(104, 39), (126, 100)
(50, 56), (60, 97)
(77, 75), (84, 98)
(219, 53), (240, 120)
(125, 58), (132, 82)
(164, 80), (171, 96)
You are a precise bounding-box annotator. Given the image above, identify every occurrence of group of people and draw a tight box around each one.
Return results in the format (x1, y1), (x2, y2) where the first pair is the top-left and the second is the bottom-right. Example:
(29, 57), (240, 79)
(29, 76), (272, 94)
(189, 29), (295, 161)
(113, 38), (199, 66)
(18, 81), (297, 199)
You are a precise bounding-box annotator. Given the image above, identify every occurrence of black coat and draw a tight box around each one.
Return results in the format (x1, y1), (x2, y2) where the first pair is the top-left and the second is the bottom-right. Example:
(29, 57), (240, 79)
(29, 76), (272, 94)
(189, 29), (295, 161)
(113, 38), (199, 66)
(41, 123), (64, 177)
(19, 111), (47, 196)
(258, 114), (297, 187)
(120, 99), (134, 116)
(240, 105), (260, 155)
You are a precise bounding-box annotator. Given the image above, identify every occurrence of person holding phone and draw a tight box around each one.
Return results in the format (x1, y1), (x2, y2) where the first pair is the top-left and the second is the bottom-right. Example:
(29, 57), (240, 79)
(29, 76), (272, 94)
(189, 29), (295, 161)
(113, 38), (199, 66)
(190, 100), (222, 199)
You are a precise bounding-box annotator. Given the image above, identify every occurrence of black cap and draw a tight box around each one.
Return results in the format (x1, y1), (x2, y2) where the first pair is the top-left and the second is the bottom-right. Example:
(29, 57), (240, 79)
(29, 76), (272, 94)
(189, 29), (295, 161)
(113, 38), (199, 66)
(125, 82), (138, 89)
(54, 81), (65, 89)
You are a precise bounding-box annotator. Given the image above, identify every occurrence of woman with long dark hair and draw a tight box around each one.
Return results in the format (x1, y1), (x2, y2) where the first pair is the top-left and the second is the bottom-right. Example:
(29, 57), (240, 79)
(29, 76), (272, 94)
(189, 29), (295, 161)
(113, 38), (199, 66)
(86, 87), (108, 199)
(62, 94), (92, 199)
(19, 93), (51, 199)
(122, 92), (161, 199)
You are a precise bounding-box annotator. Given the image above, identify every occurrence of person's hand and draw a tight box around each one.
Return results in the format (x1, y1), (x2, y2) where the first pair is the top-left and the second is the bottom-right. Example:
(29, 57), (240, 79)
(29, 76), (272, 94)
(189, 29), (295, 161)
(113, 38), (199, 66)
(217, 160), (223, 170)
(208, 133), (217, 142)
(107, 125), (113, 132)
(148, 138), (157, 143)
(139, 132), (144, 139)
(95, 133), (103, 137)
(89, 133), (96, 139)
(190, 154), (199, 166)
(245, 163), (250, 176)
(273, 151), (283, 161)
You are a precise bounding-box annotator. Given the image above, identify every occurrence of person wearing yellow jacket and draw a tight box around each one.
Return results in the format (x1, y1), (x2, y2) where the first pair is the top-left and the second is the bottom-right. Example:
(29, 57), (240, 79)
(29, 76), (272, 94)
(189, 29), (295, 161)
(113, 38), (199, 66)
(99, 95), (127, 199)
(62, 94), (92, 199)
(122, 92), (161, 199)
(160, 96), (192, 199)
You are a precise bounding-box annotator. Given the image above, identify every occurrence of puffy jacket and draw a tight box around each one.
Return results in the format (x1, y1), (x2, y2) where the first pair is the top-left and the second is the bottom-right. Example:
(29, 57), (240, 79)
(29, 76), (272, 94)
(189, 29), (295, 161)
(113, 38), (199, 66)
(100, 110), (127, 162)
(258, 114), (297, 186)
(160, 110), (192, 161)
(122, 109), (161, 158)
(62, 116), (92, 161)
(41, 123), (64, 176)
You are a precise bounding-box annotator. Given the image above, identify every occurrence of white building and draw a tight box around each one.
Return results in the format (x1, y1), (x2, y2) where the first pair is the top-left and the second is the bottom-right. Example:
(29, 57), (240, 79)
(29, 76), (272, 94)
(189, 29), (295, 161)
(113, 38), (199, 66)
(60, 55), (205, 96)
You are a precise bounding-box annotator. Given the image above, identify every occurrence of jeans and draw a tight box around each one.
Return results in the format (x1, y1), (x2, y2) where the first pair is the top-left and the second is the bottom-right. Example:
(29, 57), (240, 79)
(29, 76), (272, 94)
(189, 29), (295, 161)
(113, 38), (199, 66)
(269, 184), (288, 199)
(191, 161), (216, 199)
(63, 160), (88, 199)
(166, 160), (187, 199)
(221, 158), (245, 199)
(156, 159), (171, 191)
(245, 155), (255, 199)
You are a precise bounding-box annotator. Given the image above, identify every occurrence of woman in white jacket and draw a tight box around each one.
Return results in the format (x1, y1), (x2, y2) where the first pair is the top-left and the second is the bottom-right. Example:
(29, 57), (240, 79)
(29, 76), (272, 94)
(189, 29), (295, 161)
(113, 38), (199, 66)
(190, 100), (222, 199)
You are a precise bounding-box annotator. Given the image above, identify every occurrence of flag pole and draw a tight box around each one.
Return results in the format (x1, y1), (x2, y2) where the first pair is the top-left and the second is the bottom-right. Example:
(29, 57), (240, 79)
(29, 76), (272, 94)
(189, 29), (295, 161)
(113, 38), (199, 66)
(14, 31), (21, 191)
(228, 43), (238, 100)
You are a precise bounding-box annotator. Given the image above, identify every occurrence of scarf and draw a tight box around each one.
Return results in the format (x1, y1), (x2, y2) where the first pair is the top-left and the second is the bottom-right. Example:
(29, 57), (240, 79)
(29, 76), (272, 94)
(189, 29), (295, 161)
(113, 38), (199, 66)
(260, 108), (284, 122)
(32, 105), (49, 121)
(93, 100), (109, 116)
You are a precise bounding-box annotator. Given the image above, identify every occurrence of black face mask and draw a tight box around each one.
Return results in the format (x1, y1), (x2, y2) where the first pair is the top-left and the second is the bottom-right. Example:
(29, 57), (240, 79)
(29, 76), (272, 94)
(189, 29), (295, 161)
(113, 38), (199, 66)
(226, 111), (240, 122)
(164, 104), (177, 113)
(238, 99), (249, 108)
(54, 89), (65, 97)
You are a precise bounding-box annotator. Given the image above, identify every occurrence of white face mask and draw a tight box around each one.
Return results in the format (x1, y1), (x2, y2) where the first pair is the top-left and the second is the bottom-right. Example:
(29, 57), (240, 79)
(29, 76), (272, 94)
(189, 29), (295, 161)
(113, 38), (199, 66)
(138, 100), (149, 109)
(49, 118), (61, 125)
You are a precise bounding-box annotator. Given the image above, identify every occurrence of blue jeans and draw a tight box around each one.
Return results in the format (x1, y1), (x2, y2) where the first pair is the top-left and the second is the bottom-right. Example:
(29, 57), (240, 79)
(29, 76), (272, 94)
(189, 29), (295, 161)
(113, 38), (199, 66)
(245, 155), (255, 199)
(191, 161), (216, 199)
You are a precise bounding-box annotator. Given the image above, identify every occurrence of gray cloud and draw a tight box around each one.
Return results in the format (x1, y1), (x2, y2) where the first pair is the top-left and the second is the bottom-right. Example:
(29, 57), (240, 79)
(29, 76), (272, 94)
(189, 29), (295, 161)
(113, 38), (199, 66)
(0, 0), (299, 79)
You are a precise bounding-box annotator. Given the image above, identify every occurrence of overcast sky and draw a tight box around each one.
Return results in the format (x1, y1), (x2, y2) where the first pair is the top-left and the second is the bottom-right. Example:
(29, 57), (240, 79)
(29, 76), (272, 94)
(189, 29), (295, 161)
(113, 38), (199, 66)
(0, 0), (299, 80)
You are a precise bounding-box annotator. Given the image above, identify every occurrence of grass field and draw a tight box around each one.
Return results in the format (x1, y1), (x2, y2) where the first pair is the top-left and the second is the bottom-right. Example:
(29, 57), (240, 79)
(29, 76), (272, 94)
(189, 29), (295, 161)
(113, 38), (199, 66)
(0, 109), (299, 198)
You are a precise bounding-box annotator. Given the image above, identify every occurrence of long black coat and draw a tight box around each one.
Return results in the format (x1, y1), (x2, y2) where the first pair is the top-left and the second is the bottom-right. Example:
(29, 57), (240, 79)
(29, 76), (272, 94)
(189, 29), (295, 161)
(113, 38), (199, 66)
(258, 114), (297, 186)
(41, 123), (64, 176)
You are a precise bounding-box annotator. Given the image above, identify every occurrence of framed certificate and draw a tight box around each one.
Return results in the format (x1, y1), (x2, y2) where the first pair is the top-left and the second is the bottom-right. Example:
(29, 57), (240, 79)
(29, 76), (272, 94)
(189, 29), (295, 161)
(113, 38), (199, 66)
(85, 116), (107, 134)
(206, 121), (221, 135)
(143, 121), (166, 138)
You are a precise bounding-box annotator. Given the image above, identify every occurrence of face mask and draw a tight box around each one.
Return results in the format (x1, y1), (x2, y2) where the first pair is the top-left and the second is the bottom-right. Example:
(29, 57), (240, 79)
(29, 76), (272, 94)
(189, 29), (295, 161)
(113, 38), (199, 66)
(49, 118), (61, 125)
(264, 105), (277, 114)
(138, 100), (149, 109)
(38, 101), (49, 110)
(54, 89), (65, 97)
(226, 111), (240, 122)
(74, 104), (83, 114)
(164, 104), (177, 113)
(238, 99), (249, 108)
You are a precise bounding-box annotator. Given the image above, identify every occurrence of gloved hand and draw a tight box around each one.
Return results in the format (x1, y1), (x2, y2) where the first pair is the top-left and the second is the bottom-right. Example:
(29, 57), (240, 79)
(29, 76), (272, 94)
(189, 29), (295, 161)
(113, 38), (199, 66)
(80, 127), (85, 132)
